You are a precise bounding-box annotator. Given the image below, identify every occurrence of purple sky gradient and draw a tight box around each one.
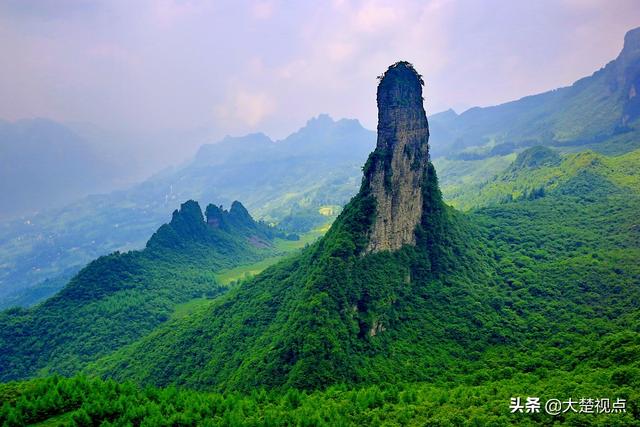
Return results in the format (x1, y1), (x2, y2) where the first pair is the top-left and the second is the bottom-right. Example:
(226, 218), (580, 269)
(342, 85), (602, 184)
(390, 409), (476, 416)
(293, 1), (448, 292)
(1, 0), (639, 153)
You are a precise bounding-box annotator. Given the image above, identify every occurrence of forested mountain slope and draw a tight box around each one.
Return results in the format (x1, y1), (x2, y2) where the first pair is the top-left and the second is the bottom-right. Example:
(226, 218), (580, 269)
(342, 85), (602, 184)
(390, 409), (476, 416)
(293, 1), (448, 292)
(3, 166), (639, 425)
(0, 200), (291, 381)
(446, 145), (640, 209)
(79, 64), (640, 409)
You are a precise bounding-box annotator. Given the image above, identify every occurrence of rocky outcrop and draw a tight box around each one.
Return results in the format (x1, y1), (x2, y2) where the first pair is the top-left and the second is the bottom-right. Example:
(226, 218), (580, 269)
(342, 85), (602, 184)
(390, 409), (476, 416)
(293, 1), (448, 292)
(229, 200), (256, 228)
(205, 204), (227, 229)
(364, 62), (431, 253)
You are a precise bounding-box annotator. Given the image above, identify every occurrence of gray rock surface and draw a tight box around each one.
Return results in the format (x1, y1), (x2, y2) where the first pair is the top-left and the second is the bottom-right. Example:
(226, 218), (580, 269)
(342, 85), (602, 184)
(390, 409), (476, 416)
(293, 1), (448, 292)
(365, 62), (431, 253)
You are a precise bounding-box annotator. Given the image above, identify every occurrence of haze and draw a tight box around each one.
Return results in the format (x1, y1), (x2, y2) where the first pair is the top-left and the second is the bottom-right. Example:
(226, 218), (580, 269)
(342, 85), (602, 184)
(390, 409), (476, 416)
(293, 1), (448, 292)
(1, 0), (639, 166)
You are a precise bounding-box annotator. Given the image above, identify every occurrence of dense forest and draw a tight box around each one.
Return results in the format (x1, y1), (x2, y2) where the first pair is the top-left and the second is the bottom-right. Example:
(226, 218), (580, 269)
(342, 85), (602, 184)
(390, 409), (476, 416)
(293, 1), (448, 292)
(1, 173), (639, 425)
(0, 200), (297, 382)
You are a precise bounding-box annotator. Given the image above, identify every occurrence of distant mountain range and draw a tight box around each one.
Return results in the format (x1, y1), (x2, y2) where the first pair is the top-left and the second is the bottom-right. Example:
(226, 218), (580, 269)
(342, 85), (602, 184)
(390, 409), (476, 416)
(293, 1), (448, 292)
(1, 27), (639, 310)
(429, 26), (640, 158)
(0, 115), (374, 309)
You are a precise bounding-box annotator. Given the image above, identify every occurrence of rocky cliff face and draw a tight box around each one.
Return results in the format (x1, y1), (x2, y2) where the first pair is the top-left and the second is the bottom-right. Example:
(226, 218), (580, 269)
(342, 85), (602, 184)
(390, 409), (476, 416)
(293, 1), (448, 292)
(364, 62), (431, 253)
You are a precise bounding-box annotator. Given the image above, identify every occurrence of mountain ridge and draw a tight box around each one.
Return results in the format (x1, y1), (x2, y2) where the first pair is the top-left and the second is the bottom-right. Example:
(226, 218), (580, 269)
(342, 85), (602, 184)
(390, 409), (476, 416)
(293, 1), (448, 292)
(429, 26), (640, 157)
(0, 115), (374, 309)
(0, 199), (289, 381)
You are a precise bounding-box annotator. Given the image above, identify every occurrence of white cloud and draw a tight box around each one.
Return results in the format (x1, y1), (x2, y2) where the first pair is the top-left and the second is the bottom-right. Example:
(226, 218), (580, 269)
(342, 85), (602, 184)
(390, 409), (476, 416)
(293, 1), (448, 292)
(354, 2), (400, 33)
(275, 59), (308, 79)
(215, 90), (275, 128)
(87, 43), (140, 68)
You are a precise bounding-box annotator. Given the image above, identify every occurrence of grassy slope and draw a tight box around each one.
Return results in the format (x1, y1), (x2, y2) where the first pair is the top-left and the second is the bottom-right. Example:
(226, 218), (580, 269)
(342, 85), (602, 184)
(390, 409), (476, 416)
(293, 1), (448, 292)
(215, 221), (329, 285)
(444, 147), (640, 210)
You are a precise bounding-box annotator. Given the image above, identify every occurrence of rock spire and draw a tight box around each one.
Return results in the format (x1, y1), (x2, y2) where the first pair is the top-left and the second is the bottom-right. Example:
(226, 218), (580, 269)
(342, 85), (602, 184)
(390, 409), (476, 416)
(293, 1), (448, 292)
(364, 61), (431, 253)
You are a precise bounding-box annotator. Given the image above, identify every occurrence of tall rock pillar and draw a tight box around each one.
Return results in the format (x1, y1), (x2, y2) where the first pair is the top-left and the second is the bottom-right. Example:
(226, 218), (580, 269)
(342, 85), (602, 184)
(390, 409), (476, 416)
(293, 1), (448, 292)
(365, 61), (431, 253)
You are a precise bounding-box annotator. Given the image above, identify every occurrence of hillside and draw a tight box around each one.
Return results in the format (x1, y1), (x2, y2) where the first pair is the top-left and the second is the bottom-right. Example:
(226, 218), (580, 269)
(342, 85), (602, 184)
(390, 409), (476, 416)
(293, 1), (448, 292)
(3, 167), (639, 424)
(446, 145), (640, 210)
(0, 200), (294, 382)
(77, 65), (640, 407)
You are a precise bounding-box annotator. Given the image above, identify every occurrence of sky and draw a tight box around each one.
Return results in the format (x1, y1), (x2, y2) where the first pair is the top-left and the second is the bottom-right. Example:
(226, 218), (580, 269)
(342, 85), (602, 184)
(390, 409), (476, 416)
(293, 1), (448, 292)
(1, 0), (639, 162)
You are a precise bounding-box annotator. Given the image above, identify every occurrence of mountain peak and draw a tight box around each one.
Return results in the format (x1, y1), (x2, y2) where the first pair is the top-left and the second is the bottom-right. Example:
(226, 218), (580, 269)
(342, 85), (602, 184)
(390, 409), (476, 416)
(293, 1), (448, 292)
(616, 27), (640, 126)
(622, 27), (640, 60)
(220, 132), (272, 145)
(229, 200), (253, 224)
(167, 200), (207, 237)
(145, 200), (207, 249)
(363, 61), (432, 253)
(169, 200), (205, 229)
(305, 113), (334, 127)
(204, 203), (227, 229)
